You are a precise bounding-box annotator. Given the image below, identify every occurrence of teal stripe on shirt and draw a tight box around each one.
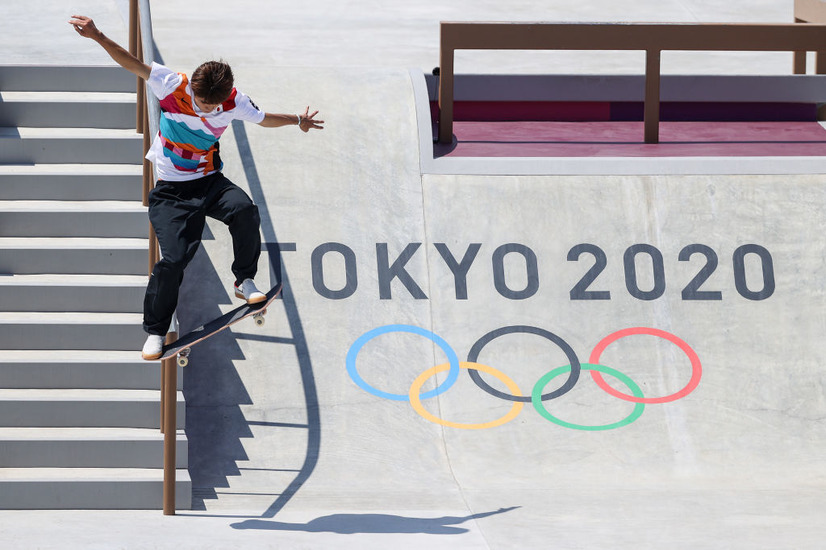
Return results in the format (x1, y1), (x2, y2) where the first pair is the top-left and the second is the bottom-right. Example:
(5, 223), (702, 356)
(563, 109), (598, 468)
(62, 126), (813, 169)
(159, 116), (218, 151)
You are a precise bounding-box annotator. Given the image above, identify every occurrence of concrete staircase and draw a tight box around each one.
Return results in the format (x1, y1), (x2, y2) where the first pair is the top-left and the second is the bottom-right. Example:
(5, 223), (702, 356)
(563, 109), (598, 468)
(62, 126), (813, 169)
(0, 66), (190, 509)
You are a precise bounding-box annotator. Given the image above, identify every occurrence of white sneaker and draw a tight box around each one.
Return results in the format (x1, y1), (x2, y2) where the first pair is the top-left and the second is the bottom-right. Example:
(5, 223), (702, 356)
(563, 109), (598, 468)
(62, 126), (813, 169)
(142, 334), (165, 361)
(234, 278), (267, 304)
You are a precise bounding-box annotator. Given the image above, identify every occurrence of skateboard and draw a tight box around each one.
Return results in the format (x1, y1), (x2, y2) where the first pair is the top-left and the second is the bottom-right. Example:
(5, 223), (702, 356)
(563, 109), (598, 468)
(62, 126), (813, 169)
(160, 283), (283, 367)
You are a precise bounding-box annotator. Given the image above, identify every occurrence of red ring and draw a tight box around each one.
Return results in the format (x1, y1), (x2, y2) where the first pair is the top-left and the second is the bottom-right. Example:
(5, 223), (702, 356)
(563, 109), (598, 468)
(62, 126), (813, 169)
(588, 327), (702, 404)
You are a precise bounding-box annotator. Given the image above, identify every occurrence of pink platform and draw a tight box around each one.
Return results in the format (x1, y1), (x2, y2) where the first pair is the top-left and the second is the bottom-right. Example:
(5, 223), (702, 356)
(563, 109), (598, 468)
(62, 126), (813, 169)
(431, 101), (826, 158)
(438, 120), (826, 158)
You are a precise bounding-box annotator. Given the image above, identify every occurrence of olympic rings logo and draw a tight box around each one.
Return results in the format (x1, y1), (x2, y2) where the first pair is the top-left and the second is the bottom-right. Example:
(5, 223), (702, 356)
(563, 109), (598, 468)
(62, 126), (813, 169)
(346, 324), (702, 431)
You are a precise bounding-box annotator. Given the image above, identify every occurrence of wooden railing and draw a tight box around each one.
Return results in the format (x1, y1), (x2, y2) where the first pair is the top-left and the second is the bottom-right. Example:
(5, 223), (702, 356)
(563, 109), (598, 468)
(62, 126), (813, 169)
(437, 22), (826, 145)
(129, 0), (180, 516)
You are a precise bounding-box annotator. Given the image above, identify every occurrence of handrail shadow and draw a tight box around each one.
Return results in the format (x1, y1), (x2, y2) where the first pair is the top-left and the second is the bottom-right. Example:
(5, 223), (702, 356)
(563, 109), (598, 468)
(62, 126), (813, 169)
(231, 120), (321, 518)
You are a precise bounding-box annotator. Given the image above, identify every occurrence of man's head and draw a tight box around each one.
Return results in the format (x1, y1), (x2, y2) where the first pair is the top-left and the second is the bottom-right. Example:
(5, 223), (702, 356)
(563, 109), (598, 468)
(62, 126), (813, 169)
(191, 60), (234, 112)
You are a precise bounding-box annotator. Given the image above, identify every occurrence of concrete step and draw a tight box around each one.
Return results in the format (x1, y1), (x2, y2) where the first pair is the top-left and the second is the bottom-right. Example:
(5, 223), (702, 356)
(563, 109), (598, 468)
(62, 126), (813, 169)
(0, 65), (135, 93)
(0, 350), (178, 390)
(0, 275), (146, 313)
(0, 237), (148, 275)
(0, 312), (145, 350)
(0, 201), (148, 238)
(0, 92), (137, 129)
(0, 467), (191, 510)
(0, 389), (184, 429)
(0, 164), (143, 201)
(0, 428), (187, 468)
(0, 127), (143, 164)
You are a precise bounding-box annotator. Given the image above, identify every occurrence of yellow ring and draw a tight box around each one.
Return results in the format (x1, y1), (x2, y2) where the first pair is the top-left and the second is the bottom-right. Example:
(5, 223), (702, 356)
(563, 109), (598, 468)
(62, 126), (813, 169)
(409, 362), (524, 430)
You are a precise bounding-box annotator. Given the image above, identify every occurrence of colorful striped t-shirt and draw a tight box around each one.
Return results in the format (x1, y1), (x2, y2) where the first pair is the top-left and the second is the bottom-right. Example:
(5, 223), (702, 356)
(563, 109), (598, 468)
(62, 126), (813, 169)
(145, 62), (265, 182)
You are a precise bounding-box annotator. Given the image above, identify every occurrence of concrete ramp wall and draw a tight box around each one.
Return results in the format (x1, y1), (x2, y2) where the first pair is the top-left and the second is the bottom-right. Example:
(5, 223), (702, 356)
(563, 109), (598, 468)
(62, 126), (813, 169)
(179, 67), (825, 547)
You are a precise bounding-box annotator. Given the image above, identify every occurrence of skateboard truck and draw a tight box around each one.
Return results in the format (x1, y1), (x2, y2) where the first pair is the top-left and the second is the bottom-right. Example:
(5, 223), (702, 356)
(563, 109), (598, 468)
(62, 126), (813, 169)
(176, 308), (267, 366)
(161, 286), (282, 368)
(253, 308), (267, 326)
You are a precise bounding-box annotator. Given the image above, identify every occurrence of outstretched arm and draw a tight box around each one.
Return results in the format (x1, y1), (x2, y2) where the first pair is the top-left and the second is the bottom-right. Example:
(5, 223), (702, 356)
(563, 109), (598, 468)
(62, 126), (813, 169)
(69, 15), (151, 80)
(259, 106), (324, 132)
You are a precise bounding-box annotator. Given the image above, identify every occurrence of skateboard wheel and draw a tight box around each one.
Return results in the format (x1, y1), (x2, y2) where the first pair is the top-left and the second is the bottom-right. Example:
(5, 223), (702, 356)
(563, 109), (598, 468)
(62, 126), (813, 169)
(177, 347), (191, 367)
(254, 313), (266, 327)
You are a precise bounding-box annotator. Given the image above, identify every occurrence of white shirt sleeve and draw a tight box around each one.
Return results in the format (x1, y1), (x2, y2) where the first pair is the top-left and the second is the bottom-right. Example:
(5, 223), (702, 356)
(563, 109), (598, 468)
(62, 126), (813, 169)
(147, 62), (183, 100)
(233, 90), (266, 124)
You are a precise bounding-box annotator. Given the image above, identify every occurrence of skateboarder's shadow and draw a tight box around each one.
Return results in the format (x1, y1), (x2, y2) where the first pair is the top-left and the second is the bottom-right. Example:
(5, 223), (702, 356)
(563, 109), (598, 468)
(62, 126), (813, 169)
(230, 507), (520, 534)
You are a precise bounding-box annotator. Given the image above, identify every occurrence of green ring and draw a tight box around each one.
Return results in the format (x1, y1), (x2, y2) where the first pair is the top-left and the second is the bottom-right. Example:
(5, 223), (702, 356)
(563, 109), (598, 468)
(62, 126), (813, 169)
(531, 363), (646, 431)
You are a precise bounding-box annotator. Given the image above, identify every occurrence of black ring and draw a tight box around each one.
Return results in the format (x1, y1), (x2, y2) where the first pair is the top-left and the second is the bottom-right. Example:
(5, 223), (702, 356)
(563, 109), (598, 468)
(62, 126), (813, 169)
(467, 325), (581, 402)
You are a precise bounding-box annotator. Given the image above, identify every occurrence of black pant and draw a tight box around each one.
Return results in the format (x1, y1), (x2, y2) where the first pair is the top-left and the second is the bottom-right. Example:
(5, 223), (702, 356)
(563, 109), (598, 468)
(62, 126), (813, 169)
(143, 172), (261, 335)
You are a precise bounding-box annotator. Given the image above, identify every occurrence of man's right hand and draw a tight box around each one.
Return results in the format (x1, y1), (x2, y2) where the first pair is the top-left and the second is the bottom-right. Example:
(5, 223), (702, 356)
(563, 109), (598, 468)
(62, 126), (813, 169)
(68, 14), (150, 80)
(69, 15), (103, 41)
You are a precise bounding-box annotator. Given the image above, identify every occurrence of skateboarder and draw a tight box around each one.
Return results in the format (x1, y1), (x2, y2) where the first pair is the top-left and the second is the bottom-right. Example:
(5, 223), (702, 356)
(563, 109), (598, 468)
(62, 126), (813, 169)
(69, 15), (324, 360)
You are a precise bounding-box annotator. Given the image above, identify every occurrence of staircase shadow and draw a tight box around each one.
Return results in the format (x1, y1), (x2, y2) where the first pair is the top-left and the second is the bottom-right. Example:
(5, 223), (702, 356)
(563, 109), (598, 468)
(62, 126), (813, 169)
(178, 235), (254, 511)
(181, 121), (320, 515)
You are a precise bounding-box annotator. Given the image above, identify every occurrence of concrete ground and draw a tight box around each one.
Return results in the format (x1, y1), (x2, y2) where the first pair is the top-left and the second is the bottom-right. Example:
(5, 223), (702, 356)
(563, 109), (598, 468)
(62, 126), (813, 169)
(3, 1), (826, 549)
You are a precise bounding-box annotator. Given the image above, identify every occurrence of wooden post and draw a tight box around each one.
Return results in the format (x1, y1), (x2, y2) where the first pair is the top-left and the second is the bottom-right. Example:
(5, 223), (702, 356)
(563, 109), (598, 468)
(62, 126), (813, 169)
(136, 28), (145, 134)
(794, 50), (807, 73)
(142, 105), (151, 207)
(129, 0), (143, 133)
(437, 26), (455, 145)
(144, 98), (156, 274)
(162, 332), (178, 515)
(644, 49), (661, 144)
(794, 18), (808, 74)
(128, 0), (138, 66)
(159, 359), (165, 433)
(817, 50), (826, 73)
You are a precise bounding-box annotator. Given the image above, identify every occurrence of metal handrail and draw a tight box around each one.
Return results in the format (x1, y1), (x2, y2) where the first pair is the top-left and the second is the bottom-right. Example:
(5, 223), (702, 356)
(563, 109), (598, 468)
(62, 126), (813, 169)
(437, 22), (826, 145)
(130, 0), (179, 516)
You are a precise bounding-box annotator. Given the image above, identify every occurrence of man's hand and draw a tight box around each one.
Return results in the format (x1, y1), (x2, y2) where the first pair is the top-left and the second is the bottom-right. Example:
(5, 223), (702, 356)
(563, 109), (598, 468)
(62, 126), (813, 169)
(68, 14), (150, 80)
(298, 106), (325, 132)
(69, 15), (104, 41)
(259, 108), (326, 130)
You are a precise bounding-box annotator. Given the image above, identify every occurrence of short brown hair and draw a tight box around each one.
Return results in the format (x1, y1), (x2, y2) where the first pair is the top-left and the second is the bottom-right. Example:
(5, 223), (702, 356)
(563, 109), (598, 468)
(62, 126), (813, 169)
(191, 61), (234, 104)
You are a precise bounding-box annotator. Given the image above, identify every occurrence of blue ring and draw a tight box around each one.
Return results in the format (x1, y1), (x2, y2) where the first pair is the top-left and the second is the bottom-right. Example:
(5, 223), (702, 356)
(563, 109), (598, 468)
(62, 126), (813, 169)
(346, 324), (461, 401)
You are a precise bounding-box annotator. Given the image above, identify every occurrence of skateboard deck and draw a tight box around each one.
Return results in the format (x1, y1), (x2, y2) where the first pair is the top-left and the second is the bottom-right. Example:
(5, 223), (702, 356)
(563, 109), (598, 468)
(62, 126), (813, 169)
(160, 283), (283, 366)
